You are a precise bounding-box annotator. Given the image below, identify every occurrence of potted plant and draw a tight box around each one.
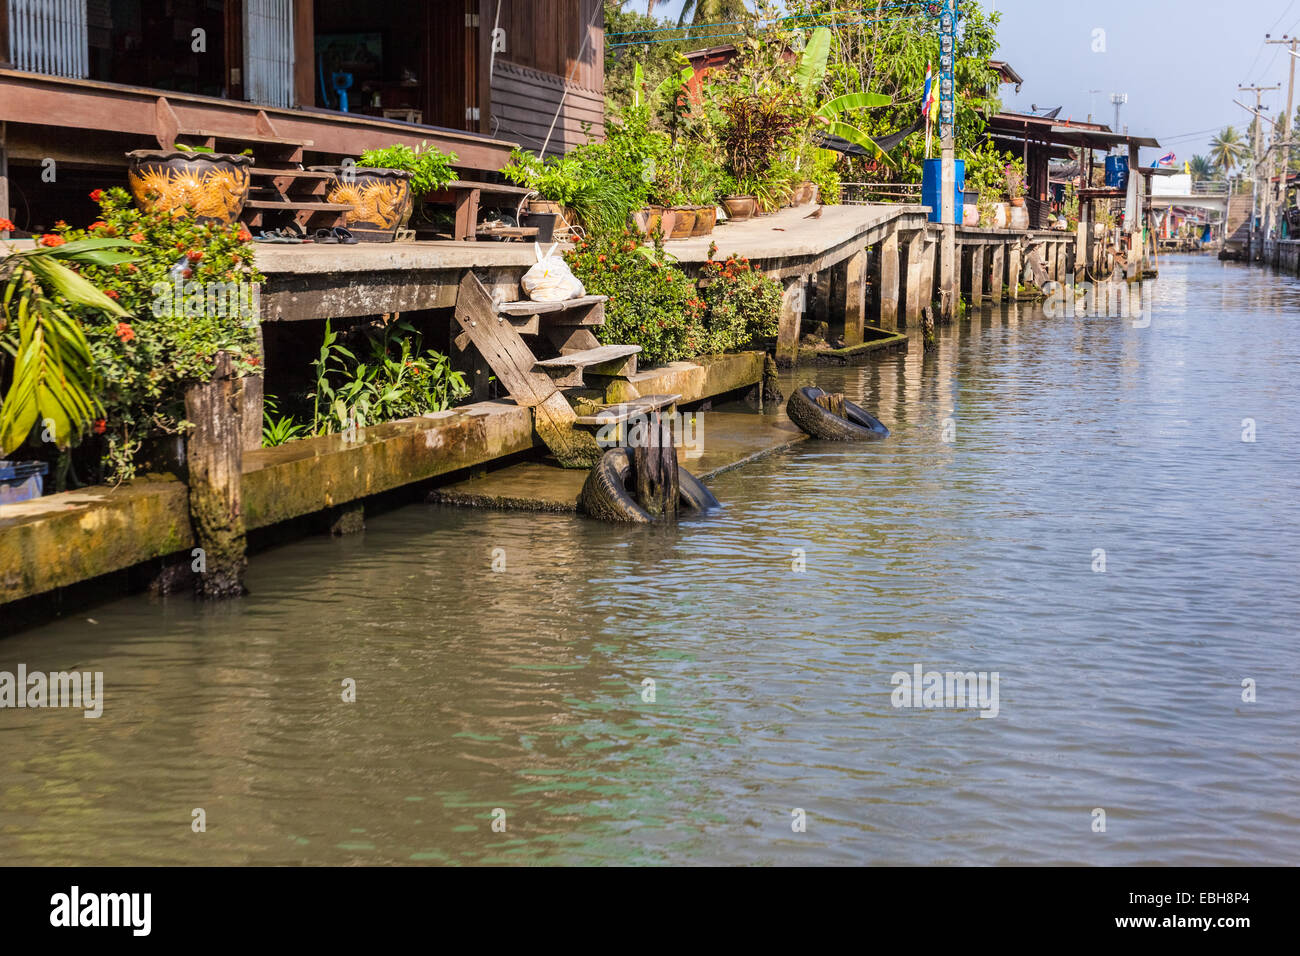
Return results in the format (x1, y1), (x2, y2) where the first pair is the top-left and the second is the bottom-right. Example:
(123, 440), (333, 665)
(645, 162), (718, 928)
(314, 141), (454, 241)
(1005, 160), (1027, 206)
(125, 145), (253, 225)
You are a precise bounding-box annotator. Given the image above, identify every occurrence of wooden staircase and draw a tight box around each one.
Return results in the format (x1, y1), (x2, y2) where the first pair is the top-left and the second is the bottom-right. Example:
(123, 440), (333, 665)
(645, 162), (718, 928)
(452, 274), (679, 467)
(174, 125), (351, 232)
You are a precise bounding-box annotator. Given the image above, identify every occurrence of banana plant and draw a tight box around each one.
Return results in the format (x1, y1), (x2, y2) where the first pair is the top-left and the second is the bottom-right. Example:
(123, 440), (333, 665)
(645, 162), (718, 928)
(795, 27), (893, 163)
(0, 237), (137, 454)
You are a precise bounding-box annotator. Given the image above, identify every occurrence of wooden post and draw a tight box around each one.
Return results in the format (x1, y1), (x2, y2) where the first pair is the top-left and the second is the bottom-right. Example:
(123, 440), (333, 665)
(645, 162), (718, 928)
(876, 232), (899, 332)
(1007, 243), (1023, 299)
(842, 247), (868, 343)
(775, 275), (805, 367)
(631, 413), (679, 521)
(0, 122), (9, 234)
(969, 245), (985, 304)
(904, 230), (925, 327)
(184, 351), (246, 598)
(989, 244), (1005, 302)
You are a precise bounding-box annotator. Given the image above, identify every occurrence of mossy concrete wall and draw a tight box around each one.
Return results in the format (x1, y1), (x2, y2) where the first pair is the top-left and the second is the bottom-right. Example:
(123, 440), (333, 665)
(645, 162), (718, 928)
(1, 352), (763, 607)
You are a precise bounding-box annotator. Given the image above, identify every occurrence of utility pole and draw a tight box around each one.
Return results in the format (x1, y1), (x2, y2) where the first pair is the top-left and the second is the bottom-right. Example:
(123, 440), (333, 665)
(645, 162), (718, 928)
(1265, 34), (1298, 238)
(938, 3), (957, 321)
(1239, 84), (1279, 260)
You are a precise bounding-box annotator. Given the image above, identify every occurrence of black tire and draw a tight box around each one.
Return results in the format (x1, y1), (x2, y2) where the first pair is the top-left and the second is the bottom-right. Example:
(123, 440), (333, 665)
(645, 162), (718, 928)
(786, 385), (890, 441)
(578, 448), (720, 523)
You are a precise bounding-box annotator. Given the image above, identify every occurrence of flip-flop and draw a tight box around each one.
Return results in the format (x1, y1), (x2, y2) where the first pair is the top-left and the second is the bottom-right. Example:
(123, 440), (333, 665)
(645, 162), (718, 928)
(332, 227), (358, 244)
(255, 229), (286, 243)
(313, 228), (339, 243)
(282, 222), (312, 243)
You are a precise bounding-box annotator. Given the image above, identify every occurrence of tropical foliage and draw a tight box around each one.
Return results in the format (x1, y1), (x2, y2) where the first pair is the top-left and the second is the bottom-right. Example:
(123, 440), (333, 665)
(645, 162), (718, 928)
(2, 189), (263, 483)
(566, 232), (780, 362)
(1208, 127), (1249, 178)
(358, 141), (458, 197)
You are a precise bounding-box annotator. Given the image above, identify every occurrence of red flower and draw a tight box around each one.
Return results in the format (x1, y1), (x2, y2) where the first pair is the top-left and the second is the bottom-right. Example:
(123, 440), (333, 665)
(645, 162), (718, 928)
(104, 290), (120, 300)
(114, 322), (135, 343)
(181, 268), (192, 279)
(93, 419), (107, 435)
(39, 234), (65, 247)
(89, 189), (104, 202)
(0, 218), (15, 232)
(597, 254), (607, 262)
(247, 357), (260, 367)
(186, 249), (203, 262)
(237, 226), (252, 242)
(89, 221), (108, 232)
(130, 233), (145, 243)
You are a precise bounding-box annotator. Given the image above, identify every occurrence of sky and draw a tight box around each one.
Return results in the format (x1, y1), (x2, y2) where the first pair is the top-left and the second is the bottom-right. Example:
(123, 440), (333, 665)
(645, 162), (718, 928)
(632, 0), (1300, 164)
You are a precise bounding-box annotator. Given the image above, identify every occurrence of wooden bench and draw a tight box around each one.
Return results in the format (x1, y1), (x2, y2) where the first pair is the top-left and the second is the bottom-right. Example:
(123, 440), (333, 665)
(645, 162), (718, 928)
(433, 180), (534, 241)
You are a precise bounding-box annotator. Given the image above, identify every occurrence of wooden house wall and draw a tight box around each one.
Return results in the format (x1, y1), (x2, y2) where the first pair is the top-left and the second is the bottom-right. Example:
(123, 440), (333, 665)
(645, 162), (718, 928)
(486, 0), (604, 155)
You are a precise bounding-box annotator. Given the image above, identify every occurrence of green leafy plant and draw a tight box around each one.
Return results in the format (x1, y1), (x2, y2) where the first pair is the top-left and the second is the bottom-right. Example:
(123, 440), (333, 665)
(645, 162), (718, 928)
(34, 188), (263, 483)
(565, 230), (707, 363)
(311, 318), (468, 435)
(0, 234), (136, 454)
(261, 394), (308, 447)
(358, 141), (458, 197)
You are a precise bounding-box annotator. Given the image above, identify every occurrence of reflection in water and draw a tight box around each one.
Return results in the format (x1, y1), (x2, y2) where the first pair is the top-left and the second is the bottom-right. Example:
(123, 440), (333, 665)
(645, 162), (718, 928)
(2, 255), (1298, 865)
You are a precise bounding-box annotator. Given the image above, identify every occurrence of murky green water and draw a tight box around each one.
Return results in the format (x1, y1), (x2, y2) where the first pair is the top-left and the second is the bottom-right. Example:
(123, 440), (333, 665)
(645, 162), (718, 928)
(2, 254), (1297, 865)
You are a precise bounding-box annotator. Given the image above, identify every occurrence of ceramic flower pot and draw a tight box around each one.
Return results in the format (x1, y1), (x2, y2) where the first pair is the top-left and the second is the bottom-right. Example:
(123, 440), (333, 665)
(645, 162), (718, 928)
(691, 205), (716, 237)
(125, 149), (252, 225)
(722, 196), (756, 222)
(632, 205), (667, 234)
(963, 204), (981, 227)
(313, 165), (414, 241)
(1009, 205), (1030, 230)
(668, 206), (697, 239)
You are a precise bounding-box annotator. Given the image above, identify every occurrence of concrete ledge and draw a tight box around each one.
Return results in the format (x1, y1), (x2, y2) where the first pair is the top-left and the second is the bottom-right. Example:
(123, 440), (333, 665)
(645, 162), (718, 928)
(0, 352), (764, 606)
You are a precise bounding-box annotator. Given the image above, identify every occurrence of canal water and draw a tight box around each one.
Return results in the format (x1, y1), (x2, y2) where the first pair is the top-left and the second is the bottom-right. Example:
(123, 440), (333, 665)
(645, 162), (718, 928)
(2, 253), (1297, 865)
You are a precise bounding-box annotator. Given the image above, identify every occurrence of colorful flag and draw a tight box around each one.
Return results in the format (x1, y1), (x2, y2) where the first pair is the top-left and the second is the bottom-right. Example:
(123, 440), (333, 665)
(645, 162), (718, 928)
(1157, 151), (1176, 167)
(921, 64), (937, 117)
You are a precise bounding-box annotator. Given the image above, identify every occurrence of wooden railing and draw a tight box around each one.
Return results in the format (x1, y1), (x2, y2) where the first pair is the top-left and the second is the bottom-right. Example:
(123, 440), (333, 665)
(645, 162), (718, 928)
(840, 182), (922, 205)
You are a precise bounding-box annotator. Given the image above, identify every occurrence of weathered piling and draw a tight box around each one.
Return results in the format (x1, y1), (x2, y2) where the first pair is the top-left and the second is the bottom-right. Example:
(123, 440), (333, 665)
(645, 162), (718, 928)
(183, 351), (248, 598)
(631, 412), (679, 521)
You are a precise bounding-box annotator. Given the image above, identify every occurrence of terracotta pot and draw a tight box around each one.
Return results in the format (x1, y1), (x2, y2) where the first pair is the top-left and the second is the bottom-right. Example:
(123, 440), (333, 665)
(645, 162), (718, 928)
(1009, 205), (1030, 230)
(632, 204), (667, 235)
(529, 198), (564, 216)
(313, 165), (414, 241)
(990, 202), (1009, 229)
(657, 208), (678, 238)
(963, 204), (981, 227)
(125, 149), (252, 225)
(794, 181), (817, 205)
(1009, 197), (1025, 207)
(691, 205), (716, 237)
(722, 195), (756, 222)
(668, 206), (696, 240)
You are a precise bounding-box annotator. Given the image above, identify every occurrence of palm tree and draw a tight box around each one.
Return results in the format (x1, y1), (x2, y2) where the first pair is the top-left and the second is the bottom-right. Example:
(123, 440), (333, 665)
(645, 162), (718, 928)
(677, 0), (749, 27)
(1208, 126), (1249, 178)
(1188, 154), (1215, 182)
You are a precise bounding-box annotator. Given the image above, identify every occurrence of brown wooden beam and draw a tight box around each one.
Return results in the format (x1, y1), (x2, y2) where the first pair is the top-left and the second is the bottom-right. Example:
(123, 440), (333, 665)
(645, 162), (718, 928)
(294, 0), (315, 109)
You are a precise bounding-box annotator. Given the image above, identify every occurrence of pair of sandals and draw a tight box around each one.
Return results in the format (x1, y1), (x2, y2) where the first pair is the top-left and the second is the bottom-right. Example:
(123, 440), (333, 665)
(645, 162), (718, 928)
(255, 224), (356, 244)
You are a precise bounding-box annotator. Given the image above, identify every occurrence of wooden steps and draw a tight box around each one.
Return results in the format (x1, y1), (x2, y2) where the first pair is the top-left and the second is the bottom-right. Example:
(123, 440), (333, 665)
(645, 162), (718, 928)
(179, 128), (313, 148)
(534, 345), (639, 387)
(498, 295), (607, 324)
(572, 394), (681, 427)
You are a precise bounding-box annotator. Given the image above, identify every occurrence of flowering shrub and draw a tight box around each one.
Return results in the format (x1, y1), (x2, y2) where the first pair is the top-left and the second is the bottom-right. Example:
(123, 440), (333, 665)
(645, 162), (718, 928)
(51, 187), (263, 482)
(565, 233), (781, 364)
(565, 231), (707, 364)
(698, 248), (782, 353)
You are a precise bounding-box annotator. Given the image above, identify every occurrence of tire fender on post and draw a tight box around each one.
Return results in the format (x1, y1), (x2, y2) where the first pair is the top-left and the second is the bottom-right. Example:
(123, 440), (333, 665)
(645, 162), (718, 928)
(786, 386), (890, 441)
(578, 448), (720, 523)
